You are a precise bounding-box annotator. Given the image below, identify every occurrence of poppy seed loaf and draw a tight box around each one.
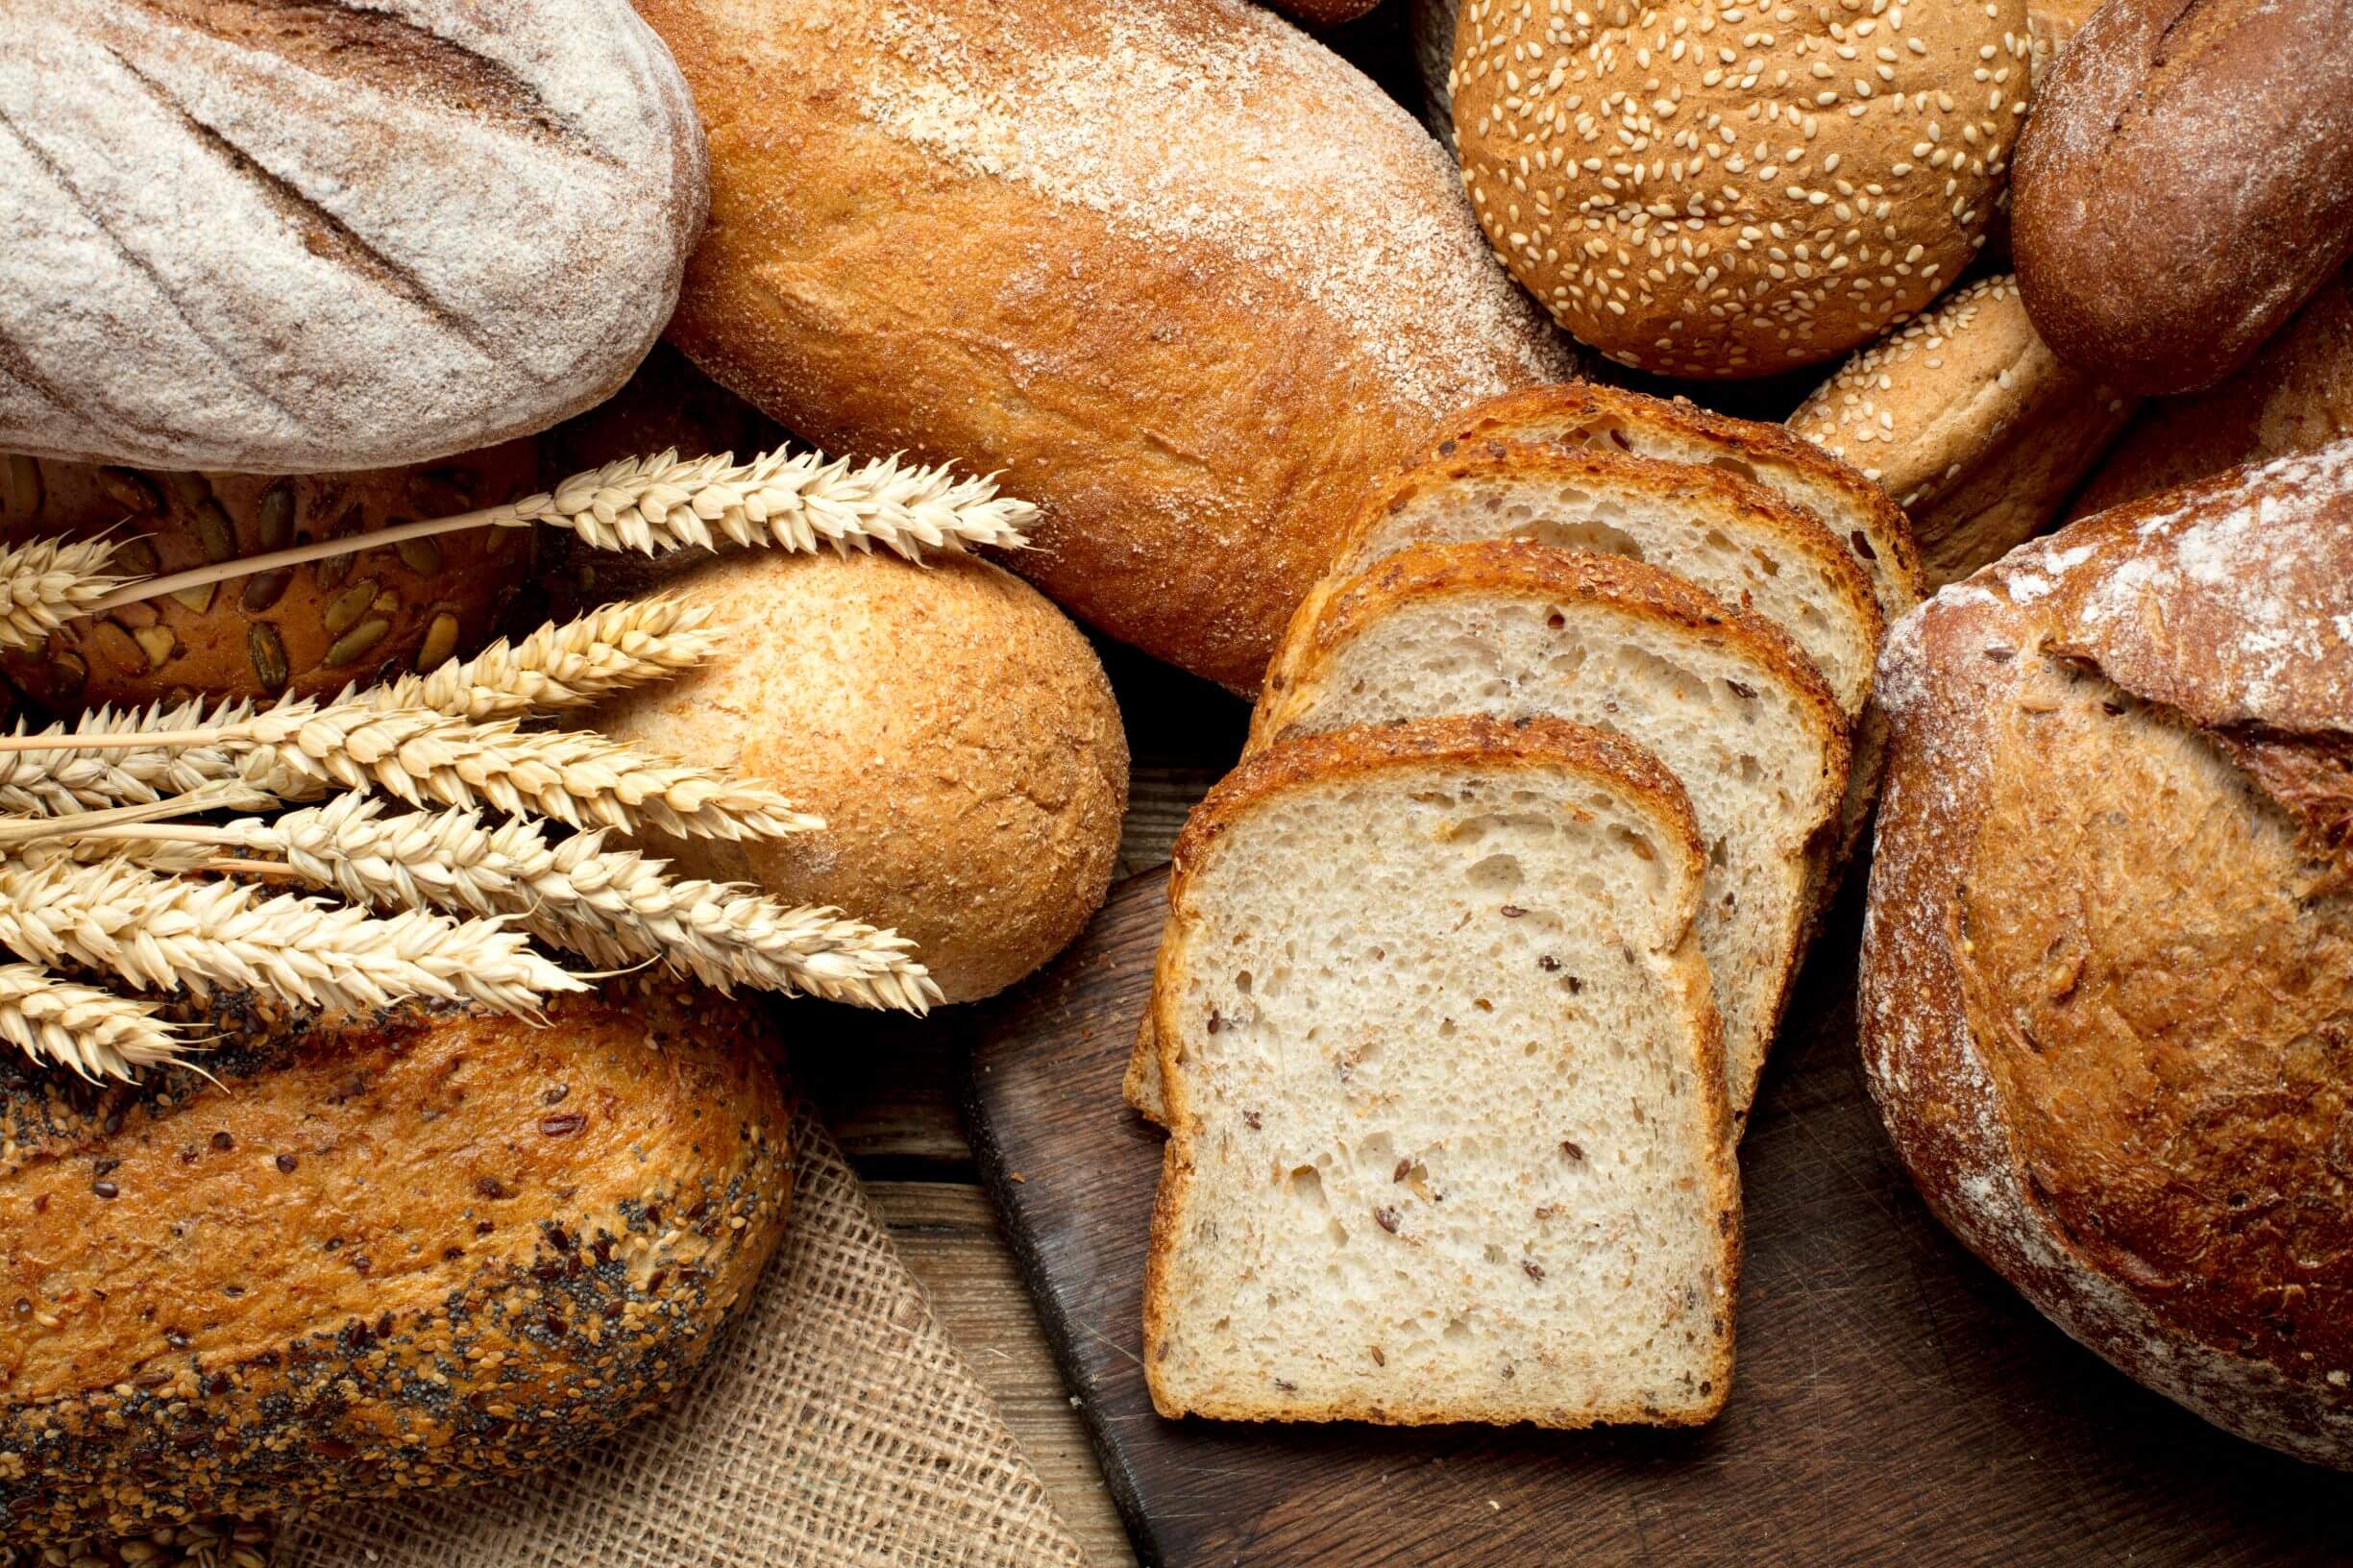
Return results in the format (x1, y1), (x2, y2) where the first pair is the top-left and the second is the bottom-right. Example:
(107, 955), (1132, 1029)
(1453, 0), (2031, 378)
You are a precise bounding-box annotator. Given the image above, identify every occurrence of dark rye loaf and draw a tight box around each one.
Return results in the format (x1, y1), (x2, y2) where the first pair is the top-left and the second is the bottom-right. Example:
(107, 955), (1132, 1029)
(1862, 442), (2353, 1467)
(0, 978), (792, 1542)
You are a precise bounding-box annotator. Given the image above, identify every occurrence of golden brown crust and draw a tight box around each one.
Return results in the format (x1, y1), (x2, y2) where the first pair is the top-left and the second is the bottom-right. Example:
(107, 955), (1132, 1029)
(635, 0), (1577, 694)
(0, 447), (538, 712)
(0, 978), (793, 1540)
(2012, 0), (2353, 395)
(1863, 441), (2353, 1467)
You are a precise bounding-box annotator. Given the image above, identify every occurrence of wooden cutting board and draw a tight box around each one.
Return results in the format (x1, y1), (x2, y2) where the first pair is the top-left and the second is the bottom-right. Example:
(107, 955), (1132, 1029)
(963, 868), (2353, 1567)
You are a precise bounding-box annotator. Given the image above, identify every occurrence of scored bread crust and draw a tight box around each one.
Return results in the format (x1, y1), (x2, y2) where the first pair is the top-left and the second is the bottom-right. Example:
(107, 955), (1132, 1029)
(1141, 715), (1740, 1427)
(1863, 442), (2353, 1467)
(1430, 381), (1924, 626)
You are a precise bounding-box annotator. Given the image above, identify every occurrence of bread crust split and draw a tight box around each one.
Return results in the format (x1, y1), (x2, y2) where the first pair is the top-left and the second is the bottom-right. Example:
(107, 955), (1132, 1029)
(1142, 716), (1740, 1428)
(1864, 440), (2353, 1467)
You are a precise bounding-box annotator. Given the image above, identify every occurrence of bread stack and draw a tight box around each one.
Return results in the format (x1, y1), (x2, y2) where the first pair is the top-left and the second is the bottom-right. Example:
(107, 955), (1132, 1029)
(1139, 383), (1914, 1429)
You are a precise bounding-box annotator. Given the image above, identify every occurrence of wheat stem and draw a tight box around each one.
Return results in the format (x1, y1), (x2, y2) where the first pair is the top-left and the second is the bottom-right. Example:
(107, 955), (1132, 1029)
(0, 963), (195, 1082)
(0, 535), (135, 652)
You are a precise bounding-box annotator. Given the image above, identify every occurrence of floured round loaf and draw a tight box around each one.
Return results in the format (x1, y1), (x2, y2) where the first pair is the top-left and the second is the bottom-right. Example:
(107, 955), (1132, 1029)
(1453, 0), (2031, 378)
(0, 1), (706, 473)
(634, 0), (1578, 693)
(593, 550), (1129, 1004)
(1863, 441), (2353, 1468)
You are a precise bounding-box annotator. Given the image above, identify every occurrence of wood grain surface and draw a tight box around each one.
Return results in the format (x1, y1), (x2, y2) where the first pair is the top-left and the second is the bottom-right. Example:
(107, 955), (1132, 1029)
(963, 870), (2353, 1567)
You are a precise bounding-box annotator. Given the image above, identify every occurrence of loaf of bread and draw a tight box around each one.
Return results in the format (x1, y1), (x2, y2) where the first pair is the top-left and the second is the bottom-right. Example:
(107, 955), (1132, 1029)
(1453, 2), (2032, 378)
(0, 978), (793, 1541)
(2011, 0), (2353, 396)
(592, 550), (1128, 1004)
(1143, 716), (1739, 1427)
(0, 447), (538, 711)
(0, 2), (705, 474)
(1788, 276), (2138, 587)
(2069, 267), (2353, 520)
(1862, 442), (2353, 1468)
(632, 0), (1577, 693)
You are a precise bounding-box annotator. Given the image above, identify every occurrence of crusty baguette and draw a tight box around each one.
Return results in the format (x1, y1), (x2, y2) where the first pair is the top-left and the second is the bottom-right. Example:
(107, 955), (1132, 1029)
(0, 0), (705, 473)
(1143, 716), (1739, 1427)
(1254, 543), (1849, 1119)
(634, 0), (1578, 694)
(0, 978), (792, 1541)
(1863, 440), (2353, 1468)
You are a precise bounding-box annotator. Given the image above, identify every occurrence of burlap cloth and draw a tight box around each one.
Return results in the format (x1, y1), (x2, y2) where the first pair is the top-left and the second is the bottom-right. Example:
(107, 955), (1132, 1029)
(277, 1099), (1091, 1568)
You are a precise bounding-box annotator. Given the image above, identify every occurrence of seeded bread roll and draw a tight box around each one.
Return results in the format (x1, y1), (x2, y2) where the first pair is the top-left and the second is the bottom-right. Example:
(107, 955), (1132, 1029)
(0, 978), (793, 1542)
(2011, 0), (2353, 396)
(1863, 441), (2353, 1468)
(2068, 267), (2353, 520)
(1453, 1), (2032, 378)
(0, 1), (705, 473)
(1789, 276), (2138, 587)
(633, 0), (1577, 694)
(0, 447), (537, 712)
(593, 550), (1128, 1004)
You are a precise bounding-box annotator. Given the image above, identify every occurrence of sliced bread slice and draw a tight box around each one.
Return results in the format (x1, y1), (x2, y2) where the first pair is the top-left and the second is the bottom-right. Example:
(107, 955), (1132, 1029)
(1255, 542), (1849, 1117)
(1141, 715), (1739, 1428)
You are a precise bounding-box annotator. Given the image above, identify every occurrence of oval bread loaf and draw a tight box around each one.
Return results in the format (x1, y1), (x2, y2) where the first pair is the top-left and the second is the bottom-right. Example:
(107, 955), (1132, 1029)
(2011, 0), (2353, 396)
(1789, 276), (2138, 587)
(1863, 442), (2353, 1468)
(593, 551), (1128, 1005)
(633, 0), (1577, 694)
(0, 1), (706, 473)
(1453, 1), (2031, 378)
(0, 979), (793, 1541)
(0, 446), (538, 712)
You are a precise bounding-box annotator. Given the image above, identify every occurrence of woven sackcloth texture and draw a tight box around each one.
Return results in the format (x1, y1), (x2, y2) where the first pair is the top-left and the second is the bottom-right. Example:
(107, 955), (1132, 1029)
(274, 1096), (1091, 1568)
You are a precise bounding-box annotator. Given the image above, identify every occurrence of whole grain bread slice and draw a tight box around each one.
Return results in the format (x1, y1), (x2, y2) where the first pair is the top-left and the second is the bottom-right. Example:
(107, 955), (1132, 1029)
(1141, 715), (1740, 1428)
(1255, 543), (1849, 1118)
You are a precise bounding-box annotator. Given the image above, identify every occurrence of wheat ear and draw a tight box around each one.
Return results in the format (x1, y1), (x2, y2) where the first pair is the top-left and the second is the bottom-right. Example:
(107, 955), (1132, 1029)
(0, 853), (586, 1018)
(0, 535), (135, 652)
(0, 699), (302, 818)
(0, 963), (195, 1082)
(365, 595), (722, 722)
(88, 447), (1035, 616)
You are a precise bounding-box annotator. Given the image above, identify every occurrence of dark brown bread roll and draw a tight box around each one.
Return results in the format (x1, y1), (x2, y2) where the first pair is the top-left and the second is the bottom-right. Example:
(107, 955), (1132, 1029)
(0, 978), (793, 1541)
(1863, 442), (2353, 1467)
(2011, 0), (2353, 395)
(0, 446), (538, 713)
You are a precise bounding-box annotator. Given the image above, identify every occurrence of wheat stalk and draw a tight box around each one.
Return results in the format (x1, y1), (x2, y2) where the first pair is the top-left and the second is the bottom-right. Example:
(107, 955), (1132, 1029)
(365, 595), (722, 722)
(0, 699), (301, 818)
(0, 963), (195, 1082)
(0, 535), (134, 652)
(0, 852), (585, 1018)
(66, 796), (939, 1013)
(88, 446), (1036, 616)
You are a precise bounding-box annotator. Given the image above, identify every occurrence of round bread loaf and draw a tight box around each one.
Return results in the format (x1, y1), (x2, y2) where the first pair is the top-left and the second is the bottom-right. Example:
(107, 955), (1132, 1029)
(1863, 442), (2353, 1468)
(1453, 1), (2031, 379)
(0, 446), (538, 712)
(593, 551), (1128, 1004)
(0, 978), (793, 1541)
(1789, 275), (2137, 587)
(0, 1), (705, 472)
(2069, 266), (2353, 520)
(633, 0), (1577, 694)
(2010, 0), (2353, 396)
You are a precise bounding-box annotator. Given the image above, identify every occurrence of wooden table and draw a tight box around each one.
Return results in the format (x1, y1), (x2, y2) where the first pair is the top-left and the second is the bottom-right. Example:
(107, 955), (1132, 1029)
(792, 640), (1243, 1568)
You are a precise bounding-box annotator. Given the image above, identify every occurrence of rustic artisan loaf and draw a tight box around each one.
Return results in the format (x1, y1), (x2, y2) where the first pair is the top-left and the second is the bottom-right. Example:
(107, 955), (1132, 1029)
(1789, 276), (2137, 587)
(593, 550), (1128, 1004)
(2011, 0), (2353, 396)
(1862, 441), (2353, 1468)
(0, 447), (537, 711)
(0, 1), (705, 473)
(1453, 0), (2032, 378)
(0, 978), (793, 1541)
(1143, 716), (1739, 1427)
(2069, 267), (2353, 520)
(633, 0), (1577, 693)
(1255, 543), (1850, 1118)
